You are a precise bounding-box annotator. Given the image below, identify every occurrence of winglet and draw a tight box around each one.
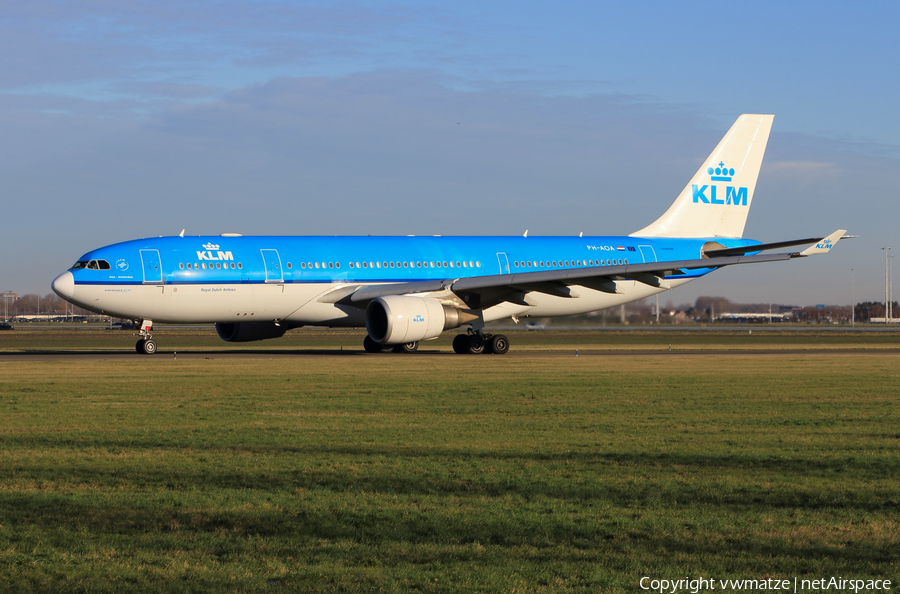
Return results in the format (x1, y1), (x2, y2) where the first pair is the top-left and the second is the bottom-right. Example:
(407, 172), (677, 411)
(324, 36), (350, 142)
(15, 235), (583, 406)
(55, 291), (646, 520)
(798, 229), (846, 256)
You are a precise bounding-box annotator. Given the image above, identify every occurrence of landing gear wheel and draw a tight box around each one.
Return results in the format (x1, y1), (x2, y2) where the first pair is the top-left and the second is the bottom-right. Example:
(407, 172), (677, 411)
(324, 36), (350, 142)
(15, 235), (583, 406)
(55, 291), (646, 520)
(141, 339), (157, 355)
(393, 342), (419, 353)
(466, 335), (486, 355)
(489, 334), (509, 355)
(135, 338), (146, 353)
(363, 335), (393, 353)
(452, 334), (469, 354)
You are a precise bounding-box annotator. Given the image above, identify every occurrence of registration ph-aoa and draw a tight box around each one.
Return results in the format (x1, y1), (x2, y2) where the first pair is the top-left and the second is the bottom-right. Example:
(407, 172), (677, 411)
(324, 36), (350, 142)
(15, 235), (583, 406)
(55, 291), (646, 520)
(52, 115), (846, 355)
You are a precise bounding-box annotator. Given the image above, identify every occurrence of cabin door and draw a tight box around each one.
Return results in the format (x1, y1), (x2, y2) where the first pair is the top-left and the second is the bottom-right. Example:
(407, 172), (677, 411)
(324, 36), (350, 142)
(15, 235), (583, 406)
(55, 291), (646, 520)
(638, 245), (658, 263)
(260, 249), (283, 283)
(496, 252), (510, 274)
(140, 249), (162, 283)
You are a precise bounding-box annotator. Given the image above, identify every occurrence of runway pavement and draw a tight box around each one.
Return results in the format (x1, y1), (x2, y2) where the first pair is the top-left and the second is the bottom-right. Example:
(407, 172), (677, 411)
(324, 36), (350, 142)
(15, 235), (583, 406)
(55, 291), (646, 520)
(3, 347), (899, 361)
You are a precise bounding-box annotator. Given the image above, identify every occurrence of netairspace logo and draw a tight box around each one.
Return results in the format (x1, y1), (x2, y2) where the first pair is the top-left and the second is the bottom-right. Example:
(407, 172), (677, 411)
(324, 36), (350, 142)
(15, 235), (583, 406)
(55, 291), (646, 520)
(639, 576), (892, 593)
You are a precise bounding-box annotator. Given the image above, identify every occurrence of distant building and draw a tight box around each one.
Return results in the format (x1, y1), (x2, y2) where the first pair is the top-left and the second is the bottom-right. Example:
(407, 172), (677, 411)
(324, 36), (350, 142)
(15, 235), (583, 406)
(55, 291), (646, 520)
(717, 312), (789, 323)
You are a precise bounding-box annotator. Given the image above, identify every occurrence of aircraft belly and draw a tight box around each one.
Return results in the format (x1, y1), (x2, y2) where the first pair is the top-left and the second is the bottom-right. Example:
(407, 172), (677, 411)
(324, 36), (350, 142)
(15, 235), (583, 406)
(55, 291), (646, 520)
(488, 279), (691, 319)
(71, 284), (171, 321)
(74, 283), (320, 324)
(285, 300), (366, 326)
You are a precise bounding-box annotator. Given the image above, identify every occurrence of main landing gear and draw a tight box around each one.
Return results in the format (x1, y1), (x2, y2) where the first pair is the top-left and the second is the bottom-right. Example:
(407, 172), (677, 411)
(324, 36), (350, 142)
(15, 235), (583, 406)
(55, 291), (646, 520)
(452, 332), (509, 355)
(363, 335), (419, 354)
(134, 319), (157, 355)
(363, 332), (509, 355)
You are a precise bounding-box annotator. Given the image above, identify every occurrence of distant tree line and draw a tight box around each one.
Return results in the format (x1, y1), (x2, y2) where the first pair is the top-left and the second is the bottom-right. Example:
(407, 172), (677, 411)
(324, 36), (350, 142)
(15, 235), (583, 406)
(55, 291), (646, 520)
(3, 293), (91, 317)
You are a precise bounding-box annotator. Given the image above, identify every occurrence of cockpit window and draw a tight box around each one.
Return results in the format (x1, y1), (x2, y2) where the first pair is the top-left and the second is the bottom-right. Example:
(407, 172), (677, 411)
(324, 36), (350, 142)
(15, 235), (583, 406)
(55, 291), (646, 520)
(72, 259), (111, 270)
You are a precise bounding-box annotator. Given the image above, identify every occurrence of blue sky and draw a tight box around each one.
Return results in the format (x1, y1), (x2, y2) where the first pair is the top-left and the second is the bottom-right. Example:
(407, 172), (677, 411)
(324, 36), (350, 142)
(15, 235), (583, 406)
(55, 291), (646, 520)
(2, 1), (897, 305)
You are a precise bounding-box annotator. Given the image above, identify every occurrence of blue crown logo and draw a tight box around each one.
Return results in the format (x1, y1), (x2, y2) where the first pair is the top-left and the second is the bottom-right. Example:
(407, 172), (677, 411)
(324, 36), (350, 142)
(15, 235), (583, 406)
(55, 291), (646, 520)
(707, 162), (734, 182)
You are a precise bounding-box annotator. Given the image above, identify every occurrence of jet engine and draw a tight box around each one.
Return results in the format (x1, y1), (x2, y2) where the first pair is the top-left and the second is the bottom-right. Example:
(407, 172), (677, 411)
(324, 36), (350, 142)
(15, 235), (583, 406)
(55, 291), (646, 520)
(215, 321), (288, 342)
(365, 295), (474, 345)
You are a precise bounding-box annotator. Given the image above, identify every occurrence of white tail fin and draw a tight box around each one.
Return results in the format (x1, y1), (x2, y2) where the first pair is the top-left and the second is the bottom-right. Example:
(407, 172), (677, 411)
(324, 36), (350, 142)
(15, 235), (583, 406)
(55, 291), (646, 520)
(631, 114), (774, 239)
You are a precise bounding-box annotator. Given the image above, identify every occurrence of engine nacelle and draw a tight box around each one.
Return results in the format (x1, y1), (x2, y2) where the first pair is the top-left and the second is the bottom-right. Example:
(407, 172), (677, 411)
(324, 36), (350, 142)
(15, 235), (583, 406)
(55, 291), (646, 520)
(366, 295), (472, 344)
(215, 321), (288, 343)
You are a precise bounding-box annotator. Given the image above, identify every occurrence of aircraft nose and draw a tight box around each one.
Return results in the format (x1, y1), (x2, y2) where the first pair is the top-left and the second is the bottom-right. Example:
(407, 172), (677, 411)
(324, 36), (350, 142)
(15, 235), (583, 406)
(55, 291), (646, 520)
(51, 271), (75, 300)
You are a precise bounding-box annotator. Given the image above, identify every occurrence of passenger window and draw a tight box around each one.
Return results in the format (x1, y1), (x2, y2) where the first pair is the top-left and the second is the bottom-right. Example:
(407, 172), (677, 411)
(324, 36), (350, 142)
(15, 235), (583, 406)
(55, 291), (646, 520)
(238, 263), (242, 269)
(476, 261), (480, 267)
(455, 261), (460, 268)
(179, 263), (184, 269)
(202, 263), (207, 269)
(390, 262), (394, 268)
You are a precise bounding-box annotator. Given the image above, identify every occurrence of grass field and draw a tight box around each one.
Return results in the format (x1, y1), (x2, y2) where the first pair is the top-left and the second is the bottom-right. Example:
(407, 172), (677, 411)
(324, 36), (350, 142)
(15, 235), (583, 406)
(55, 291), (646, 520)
(1, 331), (899, 592)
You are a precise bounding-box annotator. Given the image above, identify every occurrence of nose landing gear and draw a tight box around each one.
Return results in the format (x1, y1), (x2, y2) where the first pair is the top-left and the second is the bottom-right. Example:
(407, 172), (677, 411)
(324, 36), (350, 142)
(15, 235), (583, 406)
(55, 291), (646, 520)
(134, 320), (156, 355)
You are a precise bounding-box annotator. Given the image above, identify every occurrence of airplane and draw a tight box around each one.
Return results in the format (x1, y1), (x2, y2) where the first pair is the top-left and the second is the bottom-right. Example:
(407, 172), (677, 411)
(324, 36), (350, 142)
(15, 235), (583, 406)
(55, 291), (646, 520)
(51, 114), (846, 355)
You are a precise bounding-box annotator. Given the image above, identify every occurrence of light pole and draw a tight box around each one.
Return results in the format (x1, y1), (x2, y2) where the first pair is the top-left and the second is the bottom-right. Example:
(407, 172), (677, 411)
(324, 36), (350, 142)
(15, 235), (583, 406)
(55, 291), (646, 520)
(888, 256), (894, 322)
(883, 248), (891, 323)
(851, 268), (855, 327)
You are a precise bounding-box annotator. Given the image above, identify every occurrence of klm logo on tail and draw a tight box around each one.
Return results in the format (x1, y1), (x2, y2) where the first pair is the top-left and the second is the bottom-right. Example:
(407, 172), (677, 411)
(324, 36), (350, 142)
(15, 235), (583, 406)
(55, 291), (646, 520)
(692, 162), (747, 206)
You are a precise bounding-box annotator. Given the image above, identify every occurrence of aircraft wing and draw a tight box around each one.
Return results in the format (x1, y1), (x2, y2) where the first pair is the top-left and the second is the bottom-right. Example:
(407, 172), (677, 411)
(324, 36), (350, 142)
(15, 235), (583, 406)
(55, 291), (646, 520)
(327, 231), (846, 310)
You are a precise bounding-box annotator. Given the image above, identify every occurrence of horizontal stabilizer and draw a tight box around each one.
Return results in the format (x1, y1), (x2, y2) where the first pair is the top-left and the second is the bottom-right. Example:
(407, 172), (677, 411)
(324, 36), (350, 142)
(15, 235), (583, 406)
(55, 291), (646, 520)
(798, 229), (847, 256)
(705, 231), (849, 258)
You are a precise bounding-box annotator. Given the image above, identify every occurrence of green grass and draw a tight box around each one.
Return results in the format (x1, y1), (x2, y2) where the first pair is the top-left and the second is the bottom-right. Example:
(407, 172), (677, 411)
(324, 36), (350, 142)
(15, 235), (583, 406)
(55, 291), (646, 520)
(0, 343), (899, 591)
